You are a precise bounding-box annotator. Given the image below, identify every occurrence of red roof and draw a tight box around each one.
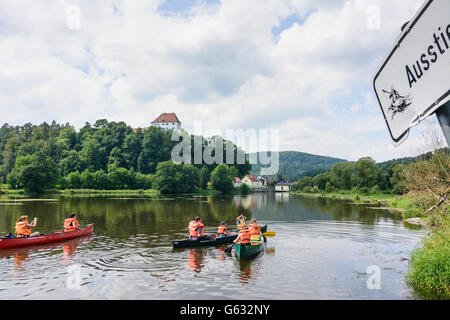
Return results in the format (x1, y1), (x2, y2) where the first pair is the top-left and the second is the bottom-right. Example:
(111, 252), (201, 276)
(151, 113), (181, 124)
(244, 175), (260, 182)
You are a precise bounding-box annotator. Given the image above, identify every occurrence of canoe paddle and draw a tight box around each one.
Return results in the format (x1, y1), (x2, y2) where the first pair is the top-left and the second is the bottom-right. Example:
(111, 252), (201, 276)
(262, 231), (276, 237)
(224, 243), (234, 254)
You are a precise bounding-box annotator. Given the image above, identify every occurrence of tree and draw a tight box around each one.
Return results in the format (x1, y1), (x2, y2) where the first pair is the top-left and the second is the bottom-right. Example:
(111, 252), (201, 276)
(153, 161), (179, 194)
(80, 170), (95, 189)
(312, 172), (330, 190)
(325, 181), (334, 193)
(353, 157), (382, 189)
(92, 169), (111, 190)
(108, 165), (135, 189)
(59, 150), (82, 176)
(390, 163), (406, 194)
(199, 166), (210, 189)
(211, 164), (233, 194)
(330, 162), (353, 190)
(176, 165), (200, 193)
(401, 149), (450, 215)
(66, 171), (82, 189)
(80, 137), (104, 171)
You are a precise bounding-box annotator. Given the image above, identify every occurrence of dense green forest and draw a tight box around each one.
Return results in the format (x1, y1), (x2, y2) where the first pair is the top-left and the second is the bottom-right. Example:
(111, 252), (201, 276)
(292, 149), (449, 195)
(248, 151), (346, 181)
(0, 120), (251, 194)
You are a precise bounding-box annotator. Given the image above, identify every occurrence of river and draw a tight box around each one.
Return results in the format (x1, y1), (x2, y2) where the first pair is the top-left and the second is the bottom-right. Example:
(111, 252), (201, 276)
(0, 193), (429, 299)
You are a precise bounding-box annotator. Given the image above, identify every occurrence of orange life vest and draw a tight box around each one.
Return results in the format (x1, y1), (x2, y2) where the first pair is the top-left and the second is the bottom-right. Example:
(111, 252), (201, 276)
(239, 229), (251, 244)
(15, 221), (31, 237)
(188, 221), (204, 237)
(64, 218), (79, 232)
(249, 224), (261, 235)
(218, 225), (228, 236)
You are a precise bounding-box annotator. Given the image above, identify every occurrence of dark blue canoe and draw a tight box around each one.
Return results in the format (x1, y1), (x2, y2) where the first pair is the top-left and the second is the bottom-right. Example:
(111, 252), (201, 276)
(172, 225), (267, 248)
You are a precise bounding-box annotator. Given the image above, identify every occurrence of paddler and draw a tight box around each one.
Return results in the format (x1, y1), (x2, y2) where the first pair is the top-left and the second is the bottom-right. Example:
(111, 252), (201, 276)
(236, 214), (246, 230)
(233, 224), (251, 245)
(15, 215), (39, 238)
(188, 216), (205, 240)
(64, 213), (80, 232)
(249, 218), (262, 244)
(217, 221), (228, 238)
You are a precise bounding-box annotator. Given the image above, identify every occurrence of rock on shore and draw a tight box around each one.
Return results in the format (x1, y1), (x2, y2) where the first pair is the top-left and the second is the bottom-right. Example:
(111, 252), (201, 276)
(405, 218), (427, 226)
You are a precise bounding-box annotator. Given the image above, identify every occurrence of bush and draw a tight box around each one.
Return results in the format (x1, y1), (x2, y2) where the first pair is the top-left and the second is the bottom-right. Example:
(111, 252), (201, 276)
(311, 186), (319, 193)
(403, 207), (426, 219)
(370, 185), (381, 194)
(238, 183), (250, 194)
(211, 164), (234, 194)
(359, 187), (370, 194)
(13, 153), (59, 193)
(406, 215), (450, 296)
(325, 182), (334, 193)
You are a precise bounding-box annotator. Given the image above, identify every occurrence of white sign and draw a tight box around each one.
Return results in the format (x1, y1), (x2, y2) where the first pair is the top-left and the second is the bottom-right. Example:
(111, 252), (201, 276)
(373, 0), (450, 146)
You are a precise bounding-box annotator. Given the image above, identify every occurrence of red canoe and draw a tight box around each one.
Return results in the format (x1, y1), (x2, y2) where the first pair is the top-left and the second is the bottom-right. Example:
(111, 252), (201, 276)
(0, 224), (94, 249)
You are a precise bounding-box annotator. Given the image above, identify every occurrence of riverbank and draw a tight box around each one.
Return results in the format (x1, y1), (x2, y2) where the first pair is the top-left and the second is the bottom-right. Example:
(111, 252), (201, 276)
(0, 187), (160, 197)
(291, 189), (449, 297)
(291, 190), (432, 221)
(0, 185), (247, 197)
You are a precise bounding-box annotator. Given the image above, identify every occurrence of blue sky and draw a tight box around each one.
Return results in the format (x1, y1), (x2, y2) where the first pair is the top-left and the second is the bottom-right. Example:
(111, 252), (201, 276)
(158, 0), (221, 15)
(0, 0), (443, 162)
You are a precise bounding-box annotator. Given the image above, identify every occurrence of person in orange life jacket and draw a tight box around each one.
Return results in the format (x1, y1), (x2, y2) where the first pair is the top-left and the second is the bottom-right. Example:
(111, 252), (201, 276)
(64, 213), (80, 232)
(233, 224), (251, 245)
(188, 217), (205, 240)
(249, 218), (262, 244)
(15, 215), (39, 238)
(236, 214), (246, 230)
(217, 222), (228, 238)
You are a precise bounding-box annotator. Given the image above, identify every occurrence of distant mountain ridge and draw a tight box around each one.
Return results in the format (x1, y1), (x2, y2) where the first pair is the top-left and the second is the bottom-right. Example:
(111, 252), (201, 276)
(247, 151), (347, 181)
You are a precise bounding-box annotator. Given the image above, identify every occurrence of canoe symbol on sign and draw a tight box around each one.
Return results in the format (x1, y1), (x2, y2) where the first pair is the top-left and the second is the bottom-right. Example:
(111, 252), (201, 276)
(382, 87), (412, 120)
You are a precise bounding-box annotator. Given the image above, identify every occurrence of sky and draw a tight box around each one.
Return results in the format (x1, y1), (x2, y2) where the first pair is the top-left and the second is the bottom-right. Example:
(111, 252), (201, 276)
(0, 0), (445, 162)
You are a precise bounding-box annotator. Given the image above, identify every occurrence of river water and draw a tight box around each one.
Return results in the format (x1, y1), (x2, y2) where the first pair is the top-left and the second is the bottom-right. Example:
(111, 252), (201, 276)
(0, 193), (429, 300)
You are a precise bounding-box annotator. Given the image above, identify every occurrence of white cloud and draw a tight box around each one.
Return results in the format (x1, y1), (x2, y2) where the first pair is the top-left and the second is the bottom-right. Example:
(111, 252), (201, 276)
(0, 0), (436, 162)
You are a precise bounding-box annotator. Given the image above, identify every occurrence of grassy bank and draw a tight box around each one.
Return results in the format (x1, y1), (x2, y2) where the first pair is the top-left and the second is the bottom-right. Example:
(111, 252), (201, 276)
(291, 190), (398, 207)
(0, 186), (160, 196)
(406, 214), (450, 297)
(57, 189), (160, 196)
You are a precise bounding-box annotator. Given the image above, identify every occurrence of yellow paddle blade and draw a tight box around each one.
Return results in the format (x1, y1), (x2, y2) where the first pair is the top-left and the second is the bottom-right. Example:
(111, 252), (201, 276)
(263, 231), (276, 237)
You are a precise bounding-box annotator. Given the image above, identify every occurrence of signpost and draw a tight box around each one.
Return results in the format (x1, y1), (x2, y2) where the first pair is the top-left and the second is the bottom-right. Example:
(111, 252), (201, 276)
(373, 0), (450, 146)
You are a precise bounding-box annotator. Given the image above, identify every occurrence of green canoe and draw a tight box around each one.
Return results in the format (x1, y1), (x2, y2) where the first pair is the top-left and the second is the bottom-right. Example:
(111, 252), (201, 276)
(234, 242), (264, 260)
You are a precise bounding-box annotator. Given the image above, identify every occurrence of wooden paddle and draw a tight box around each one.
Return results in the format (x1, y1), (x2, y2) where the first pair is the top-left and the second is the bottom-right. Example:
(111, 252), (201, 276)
(262, 231), (276, 237)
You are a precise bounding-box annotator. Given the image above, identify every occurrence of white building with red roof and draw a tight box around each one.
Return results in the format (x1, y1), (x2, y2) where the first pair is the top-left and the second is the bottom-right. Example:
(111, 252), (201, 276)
(151, 113), (181, 130)
(242, 175), (264, 189)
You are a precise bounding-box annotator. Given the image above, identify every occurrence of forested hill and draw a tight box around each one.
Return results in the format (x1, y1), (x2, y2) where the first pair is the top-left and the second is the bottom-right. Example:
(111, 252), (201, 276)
(0, 120), (251, 193)
(248, 151), (347, 181)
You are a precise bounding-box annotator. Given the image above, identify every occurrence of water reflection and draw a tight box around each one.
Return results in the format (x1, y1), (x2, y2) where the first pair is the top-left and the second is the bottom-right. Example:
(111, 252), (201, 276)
(237, 256), (263, 285)
(0, 236), (92, 269)
(187, 249), (205, 273)
(13, 252), (28, 270)
(217, 246), (227, 261)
